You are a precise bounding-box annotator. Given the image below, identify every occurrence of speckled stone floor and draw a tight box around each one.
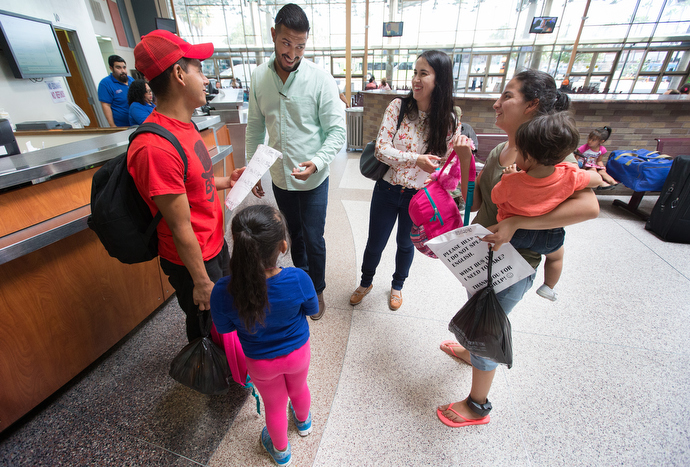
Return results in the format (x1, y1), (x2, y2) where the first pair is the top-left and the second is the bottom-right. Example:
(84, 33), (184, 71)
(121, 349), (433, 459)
(2, 144), (690, 466)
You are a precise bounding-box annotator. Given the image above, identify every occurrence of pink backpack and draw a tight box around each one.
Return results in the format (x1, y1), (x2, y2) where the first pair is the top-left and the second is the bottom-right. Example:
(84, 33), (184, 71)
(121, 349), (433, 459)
(409, 151), (476, 258)
(409, 152), (462, 242)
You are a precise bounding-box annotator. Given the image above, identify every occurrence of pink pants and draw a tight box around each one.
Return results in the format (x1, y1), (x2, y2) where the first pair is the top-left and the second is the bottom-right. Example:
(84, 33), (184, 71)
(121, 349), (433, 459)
(245, 340), (311, 451)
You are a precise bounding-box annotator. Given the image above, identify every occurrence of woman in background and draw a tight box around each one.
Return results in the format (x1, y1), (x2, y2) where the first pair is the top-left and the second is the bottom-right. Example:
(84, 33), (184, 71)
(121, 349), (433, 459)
(128, 79), (155, 126)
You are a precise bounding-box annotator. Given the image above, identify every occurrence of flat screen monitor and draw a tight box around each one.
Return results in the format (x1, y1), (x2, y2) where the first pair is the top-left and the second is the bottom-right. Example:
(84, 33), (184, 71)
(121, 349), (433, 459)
(155, 17), (177, 34)
(529, 16), (557, 34)
(383, 22), (403, 37)
(0, 10), (70, 79)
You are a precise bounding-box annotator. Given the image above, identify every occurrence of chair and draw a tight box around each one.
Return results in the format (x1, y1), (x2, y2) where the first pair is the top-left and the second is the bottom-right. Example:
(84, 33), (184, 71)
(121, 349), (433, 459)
(611, 138), (689, 220)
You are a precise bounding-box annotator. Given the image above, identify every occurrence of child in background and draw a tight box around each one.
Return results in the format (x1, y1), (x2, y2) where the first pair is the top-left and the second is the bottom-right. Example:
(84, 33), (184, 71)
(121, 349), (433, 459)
(574, 126), (619, 187)
(211, 205), (318, 467)
(491, 112), (603, 301)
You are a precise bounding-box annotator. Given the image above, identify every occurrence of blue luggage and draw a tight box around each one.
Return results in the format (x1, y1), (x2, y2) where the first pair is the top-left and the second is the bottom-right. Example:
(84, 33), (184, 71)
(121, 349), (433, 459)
(606, 149), (673, 192)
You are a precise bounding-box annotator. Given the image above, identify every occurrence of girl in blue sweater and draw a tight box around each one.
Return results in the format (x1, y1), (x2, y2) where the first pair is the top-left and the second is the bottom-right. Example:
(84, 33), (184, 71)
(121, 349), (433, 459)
(211, 205), (318, 466)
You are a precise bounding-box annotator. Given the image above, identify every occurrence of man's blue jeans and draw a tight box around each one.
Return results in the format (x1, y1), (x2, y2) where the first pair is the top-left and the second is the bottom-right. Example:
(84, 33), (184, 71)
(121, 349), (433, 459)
(360, 179), (417, 291)
(272, 179), (329, 294)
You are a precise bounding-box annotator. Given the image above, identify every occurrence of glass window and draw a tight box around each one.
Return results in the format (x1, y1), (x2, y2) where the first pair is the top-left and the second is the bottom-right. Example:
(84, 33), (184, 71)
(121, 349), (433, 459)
(656, 75), (673, 94)
(484, 76), (504, 93)
(489, 55), (508, 74)
(661, 1), (690, 22)
(453, 53), (470, 92)
(569, 75), (587, 92)
(593, 75), (610, 93)
(586, 0), (637, 25)
(632, 75), (657, 94)
(634, 1), (665, 24)
(571, 53), (594, 73)
(621, 50), (644, 79)
(217, 59), (231, 75)
(470, 55), (487, 75)
(202, 60), (215, 76)
(171, 0), (690, 96)
(642, 51), (668, 72)
(594, 52), (617, 73)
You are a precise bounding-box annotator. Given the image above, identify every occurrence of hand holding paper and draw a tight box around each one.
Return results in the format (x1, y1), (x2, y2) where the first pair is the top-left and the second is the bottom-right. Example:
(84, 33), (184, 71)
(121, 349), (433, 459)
(225, 144), (282, 211)
(426, 225), (535, 294)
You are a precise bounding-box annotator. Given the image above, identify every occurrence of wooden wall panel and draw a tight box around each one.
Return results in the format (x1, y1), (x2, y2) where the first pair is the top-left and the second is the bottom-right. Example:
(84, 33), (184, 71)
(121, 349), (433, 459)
(0, 168), (96, 237)
(201, 128), (217, 153)
(216, 125), (231, 146)
(0, 229), (164, 431)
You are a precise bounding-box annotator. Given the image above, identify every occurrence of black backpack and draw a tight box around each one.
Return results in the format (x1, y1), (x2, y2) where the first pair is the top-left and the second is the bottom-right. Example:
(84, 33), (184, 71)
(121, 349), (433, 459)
(87, 122), (188, 264)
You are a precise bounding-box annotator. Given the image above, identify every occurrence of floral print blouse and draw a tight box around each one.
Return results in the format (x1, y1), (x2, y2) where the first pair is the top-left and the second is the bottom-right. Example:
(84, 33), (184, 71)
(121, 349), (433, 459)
(374, 98), (461, 190)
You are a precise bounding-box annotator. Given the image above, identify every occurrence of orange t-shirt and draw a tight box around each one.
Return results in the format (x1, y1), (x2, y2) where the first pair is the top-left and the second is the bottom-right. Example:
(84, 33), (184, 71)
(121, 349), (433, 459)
(492, 163), (590, 222)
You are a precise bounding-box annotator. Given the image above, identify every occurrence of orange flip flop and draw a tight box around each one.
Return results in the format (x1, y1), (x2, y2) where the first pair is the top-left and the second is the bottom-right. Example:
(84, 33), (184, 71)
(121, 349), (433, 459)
(437, 404), (490, 427)
(440, 340), (472, 366)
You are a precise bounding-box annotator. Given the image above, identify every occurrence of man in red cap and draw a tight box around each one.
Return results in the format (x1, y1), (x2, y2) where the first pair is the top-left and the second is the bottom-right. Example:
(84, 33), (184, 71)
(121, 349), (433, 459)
(128, 29), (243, 342)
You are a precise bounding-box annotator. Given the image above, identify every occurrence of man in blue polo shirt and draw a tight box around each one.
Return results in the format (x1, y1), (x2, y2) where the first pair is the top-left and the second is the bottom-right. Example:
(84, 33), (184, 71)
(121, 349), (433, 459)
(98, 55), (134, 127)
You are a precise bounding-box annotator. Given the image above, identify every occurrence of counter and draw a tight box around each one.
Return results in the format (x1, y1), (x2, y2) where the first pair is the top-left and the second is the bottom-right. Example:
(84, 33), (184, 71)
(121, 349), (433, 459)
(0, 121), (235, 431)
(208, 89), (244, 124)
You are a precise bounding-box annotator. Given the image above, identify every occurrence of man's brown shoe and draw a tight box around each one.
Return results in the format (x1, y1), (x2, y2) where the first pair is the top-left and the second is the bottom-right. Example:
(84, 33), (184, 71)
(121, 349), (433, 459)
(311, 293), (326, 320)
(349, 285), (373, 305)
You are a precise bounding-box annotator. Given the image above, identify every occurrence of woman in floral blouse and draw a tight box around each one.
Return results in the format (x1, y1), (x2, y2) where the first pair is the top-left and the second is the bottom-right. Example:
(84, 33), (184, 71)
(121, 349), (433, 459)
(349, 50), (473, 311)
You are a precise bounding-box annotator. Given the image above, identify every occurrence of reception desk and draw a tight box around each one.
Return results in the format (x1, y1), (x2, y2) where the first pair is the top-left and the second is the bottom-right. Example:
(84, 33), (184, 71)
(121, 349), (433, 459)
(0, 117), (234, 431)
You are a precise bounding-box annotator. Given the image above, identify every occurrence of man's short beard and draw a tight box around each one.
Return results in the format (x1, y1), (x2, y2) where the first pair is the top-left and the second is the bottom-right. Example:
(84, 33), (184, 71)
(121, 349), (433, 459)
(117, 73), (129, 83)
(274, 46), (300, 74)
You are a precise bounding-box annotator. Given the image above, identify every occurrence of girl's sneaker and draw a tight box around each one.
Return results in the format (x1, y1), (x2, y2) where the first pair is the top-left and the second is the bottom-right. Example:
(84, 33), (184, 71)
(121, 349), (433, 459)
(260, 427), (292, 466)
(289, 403), (313, 436)
(536, 284), (557, 301)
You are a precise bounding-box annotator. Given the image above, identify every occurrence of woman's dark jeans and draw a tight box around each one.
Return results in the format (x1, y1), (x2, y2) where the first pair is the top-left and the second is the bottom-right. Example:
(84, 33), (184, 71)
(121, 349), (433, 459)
(360, 179), (417, 291)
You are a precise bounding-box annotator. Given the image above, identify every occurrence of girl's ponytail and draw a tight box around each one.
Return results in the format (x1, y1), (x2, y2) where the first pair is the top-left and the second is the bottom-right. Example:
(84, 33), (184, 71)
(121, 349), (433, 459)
(228, 205), (288, 332)
(602, 126), (612, 142)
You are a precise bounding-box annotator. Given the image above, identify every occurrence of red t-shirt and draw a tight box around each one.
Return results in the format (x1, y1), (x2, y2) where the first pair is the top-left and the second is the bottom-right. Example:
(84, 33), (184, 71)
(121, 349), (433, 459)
(127, 111), (223, 265)
(492, 162), (590, 222)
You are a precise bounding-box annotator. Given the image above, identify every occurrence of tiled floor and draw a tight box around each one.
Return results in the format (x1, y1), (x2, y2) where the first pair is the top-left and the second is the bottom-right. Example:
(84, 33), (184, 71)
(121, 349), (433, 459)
(2, 146), (689, 466)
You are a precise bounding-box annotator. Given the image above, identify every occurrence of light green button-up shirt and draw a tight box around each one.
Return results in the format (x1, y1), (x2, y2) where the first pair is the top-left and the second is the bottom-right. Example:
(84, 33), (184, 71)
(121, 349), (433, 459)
(246, 54), (346, 191)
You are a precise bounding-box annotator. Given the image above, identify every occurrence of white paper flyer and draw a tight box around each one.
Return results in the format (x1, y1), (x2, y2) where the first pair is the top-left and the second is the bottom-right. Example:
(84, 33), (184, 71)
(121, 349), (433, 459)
(426, 225), (535, 294)
(225, 144), (282, 211)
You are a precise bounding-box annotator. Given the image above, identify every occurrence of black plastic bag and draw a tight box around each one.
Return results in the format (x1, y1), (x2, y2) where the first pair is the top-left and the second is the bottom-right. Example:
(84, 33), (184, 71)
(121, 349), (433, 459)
(169, 312), (231, 395)
(448, 248), (513, 368)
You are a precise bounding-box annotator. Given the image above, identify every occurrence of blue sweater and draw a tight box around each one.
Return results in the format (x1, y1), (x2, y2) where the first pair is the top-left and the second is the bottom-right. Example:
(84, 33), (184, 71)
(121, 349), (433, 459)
(129, 102), (155, 125)
(210, 268), (318, 360)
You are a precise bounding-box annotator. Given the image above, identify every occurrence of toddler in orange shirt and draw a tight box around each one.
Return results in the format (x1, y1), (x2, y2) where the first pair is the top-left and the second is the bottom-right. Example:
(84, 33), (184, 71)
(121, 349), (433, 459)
(491, 112), (602, 301)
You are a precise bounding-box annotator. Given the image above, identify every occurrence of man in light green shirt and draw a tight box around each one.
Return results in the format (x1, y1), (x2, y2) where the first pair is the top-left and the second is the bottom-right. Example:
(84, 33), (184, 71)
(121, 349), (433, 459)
(246, 3), (346, 321)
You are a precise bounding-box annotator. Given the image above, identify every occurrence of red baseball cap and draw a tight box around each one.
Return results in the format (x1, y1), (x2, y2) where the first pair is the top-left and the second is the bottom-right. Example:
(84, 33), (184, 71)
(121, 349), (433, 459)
(134, 29), (214, 81)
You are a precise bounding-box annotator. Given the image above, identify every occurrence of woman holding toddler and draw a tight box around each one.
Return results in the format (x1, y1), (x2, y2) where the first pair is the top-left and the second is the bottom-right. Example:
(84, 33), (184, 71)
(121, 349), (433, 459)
(437, 69), (600, 427)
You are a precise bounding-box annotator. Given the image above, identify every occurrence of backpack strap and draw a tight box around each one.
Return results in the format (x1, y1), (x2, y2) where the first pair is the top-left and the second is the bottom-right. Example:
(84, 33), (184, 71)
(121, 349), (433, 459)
(130, 122), (189, 183)
(128, 122), (190, 237)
